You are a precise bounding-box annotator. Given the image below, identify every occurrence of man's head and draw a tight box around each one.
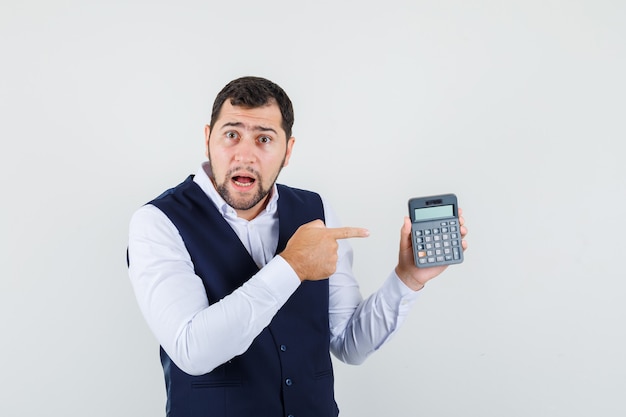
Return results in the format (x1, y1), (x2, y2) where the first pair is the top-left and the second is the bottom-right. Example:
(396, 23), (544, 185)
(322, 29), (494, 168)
(210, 76), (294, 139)
(205, 76), (296, 220)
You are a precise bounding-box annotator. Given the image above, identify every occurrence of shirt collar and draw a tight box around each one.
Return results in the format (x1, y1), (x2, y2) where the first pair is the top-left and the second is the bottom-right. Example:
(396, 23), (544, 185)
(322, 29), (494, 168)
(193, 161), (279, 219)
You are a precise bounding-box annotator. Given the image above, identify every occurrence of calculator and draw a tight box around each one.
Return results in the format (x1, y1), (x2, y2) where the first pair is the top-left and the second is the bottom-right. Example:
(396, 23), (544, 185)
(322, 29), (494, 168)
(408, 194), (463, 268)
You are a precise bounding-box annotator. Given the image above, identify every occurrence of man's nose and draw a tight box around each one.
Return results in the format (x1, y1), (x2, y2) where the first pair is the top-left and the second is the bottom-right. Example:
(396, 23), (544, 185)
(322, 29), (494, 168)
(233, 137), (257, 163)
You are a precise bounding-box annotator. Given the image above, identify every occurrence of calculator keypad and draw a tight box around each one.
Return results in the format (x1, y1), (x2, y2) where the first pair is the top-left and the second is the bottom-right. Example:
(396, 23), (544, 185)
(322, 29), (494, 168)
(412, 218), (463, 267)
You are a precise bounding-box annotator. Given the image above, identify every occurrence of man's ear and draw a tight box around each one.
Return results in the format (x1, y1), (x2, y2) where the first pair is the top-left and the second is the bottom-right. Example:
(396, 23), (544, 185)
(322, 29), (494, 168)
(204, 125), (211, 158)
(283, 137), (296, 167)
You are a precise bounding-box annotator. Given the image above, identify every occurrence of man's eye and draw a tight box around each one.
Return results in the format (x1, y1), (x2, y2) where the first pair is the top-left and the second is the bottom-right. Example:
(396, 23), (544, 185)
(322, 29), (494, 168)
(226, 132), (238, 139)
(258, 136), (272, 144)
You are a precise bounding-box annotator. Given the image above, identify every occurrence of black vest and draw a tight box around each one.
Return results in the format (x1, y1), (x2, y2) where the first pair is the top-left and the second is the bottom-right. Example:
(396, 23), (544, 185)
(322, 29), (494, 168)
(148, 176), (339, 417)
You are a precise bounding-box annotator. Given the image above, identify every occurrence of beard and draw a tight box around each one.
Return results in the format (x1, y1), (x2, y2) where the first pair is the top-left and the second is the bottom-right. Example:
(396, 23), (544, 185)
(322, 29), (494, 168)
(215, 168), (269, 210)
(211, 163), (285, 211)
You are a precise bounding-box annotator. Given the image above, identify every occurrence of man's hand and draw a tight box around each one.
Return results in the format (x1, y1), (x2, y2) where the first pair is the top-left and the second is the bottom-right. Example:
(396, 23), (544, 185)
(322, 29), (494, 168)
(395, 208), (469, 291)
(280, 220), (369, 281)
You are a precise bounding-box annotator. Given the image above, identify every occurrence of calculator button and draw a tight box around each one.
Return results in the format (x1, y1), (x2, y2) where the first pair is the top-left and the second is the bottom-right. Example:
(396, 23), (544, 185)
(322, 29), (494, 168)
(412, 215), (463, 267)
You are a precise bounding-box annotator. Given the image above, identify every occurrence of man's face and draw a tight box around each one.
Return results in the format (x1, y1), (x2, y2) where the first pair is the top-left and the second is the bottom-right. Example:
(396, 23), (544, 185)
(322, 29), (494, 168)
(205, 100), (295, 220)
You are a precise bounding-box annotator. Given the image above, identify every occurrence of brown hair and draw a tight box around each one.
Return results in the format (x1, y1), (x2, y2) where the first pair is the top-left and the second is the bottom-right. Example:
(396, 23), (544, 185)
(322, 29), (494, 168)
(210, 76), (295, 138)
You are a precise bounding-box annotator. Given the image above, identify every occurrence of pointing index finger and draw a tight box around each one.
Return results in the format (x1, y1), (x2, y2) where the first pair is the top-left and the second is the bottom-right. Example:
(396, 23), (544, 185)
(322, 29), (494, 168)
(327, 227), (370, 240)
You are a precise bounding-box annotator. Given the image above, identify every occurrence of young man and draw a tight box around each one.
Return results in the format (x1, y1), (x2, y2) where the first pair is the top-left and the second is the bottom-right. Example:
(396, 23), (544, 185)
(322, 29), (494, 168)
(128, 76), (468, 417)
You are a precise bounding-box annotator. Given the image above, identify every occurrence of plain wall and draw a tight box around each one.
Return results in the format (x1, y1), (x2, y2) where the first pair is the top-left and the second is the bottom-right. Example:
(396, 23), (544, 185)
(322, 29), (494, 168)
(1, 0), (625, 416)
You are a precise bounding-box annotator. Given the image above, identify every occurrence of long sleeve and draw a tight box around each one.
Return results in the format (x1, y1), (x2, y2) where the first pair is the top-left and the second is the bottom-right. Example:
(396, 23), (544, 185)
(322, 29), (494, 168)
(322, 201), (421, 365)
(128, 204), (301, 376)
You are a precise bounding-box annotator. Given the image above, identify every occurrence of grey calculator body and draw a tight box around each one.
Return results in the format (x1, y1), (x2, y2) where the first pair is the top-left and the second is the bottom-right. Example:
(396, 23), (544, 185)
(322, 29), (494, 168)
(409, 194), (463, 268)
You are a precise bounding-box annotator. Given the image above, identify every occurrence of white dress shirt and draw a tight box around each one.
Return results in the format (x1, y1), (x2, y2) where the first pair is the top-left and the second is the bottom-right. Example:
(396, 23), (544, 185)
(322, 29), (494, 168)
(128, 162), (420, 376)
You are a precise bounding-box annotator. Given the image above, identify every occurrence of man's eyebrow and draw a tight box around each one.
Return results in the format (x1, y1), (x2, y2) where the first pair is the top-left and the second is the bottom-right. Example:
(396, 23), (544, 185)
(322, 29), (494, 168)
(220, 122), (278, 134)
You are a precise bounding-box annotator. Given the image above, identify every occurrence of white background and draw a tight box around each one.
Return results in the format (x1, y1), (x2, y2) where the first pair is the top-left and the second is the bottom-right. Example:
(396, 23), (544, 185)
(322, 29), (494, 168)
(1, 0), (625, 416)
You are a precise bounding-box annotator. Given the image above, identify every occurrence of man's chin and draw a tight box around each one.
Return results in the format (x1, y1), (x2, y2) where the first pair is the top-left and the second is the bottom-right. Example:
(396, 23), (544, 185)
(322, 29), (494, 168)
(225, 191), (267, 212)
(216, 180), (273, 212)
(230, 199), (258, 211)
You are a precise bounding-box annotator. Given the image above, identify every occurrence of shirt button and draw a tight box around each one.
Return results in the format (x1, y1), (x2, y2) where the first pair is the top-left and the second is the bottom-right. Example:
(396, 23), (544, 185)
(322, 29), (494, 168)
(280, 344), (287, 352)
(285, 378), (293, 386)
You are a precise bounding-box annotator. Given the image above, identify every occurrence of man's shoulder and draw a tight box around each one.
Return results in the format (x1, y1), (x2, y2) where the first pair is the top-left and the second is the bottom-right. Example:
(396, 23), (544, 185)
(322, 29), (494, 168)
(277, 184), (323, 203)
(150, 175), (197, 204)
(276, 183), (320, 196)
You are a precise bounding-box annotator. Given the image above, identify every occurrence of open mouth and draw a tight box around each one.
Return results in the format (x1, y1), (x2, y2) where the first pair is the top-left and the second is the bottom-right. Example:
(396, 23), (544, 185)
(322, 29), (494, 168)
(232, 175), (256, 188)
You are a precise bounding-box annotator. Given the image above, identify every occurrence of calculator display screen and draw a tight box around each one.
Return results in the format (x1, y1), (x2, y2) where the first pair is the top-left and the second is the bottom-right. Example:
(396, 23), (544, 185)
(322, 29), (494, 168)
(413, 205), (454, 221)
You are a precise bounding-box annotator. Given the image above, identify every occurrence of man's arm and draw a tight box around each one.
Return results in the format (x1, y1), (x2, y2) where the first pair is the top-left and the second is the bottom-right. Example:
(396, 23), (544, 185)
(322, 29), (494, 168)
(128, 204), (300, 376)
(324, 201), (468, 365)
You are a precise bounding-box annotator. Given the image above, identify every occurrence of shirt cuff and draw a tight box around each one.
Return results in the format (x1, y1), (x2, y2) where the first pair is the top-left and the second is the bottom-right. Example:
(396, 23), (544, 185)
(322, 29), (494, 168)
(384, 270), (421, 311)
(255, 255), (301, 305)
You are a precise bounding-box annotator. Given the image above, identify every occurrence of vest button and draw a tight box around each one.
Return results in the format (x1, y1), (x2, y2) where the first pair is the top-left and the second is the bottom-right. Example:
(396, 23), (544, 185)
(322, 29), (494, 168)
(280, 344), (287, 352)
(285, 378), (293, 386)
